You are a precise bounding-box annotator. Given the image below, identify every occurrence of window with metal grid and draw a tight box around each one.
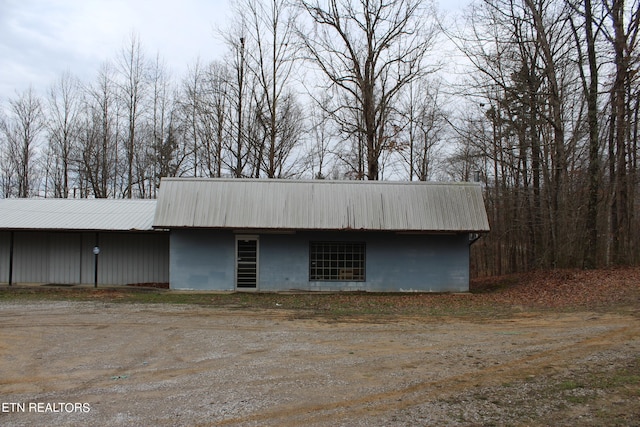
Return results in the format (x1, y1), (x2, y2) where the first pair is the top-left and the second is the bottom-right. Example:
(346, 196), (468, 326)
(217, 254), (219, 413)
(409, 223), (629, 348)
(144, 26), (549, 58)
(309, 242), (365, 281)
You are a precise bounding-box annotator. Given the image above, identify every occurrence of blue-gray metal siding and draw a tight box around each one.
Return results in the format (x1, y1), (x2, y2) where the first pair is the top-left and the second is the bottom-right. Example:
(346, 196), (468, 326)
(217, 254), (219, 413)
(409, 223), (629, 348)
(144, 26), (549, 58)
(170, 230), (235, 290)
(169, 230), (470, 292)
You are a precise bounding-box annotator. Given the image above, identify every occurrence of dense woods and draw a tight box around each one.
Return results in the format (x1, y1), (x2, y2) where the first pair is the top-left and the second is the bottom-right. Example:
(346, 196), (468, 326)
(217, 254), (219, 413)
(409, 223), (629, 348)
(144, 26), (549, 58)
(1, 0), (639, 274)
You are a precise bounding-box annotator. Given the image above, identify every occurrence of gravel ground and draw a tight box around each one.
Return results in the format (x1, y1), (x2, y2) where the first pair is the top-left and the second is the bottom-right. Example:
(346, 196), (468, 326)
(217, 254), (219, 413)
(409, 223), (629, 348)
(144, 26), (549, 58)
(1, 299), (639, 426)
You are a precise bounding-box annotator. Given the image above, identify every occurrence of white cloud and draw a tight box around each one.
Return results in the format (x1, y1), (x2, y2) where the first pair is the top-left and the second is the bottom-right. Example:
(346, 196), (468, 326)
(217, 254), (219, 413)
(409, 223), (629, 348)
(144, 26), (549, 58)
(0, 0), (467, 103)
(0, 0), (229, 101)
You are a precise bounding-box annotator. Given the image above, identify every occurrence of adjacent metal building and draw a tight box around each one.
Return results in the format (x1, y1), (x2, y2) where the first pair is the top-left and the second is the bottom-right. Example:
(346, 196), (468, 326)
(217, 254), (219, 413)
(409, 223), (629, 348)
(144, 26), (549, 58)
(0, 199), (169, 286)
(154, 178), (490, 292)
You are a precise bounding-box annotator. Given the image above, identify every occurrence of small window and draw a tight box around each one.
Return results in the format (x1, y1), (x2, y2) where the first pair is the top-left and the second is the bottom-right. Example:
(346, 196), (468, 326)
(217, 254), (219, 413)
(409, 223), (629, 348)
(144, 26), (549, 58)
(309, 242), (365, 281)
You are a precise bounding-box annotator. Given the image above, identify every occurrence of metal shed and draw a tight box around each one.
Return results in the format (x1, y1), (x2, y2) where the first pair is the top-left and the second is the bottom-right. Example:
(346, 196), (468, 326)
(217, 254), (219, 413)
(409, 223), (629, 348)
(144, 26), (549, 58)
(0, 199), (169, 286)
(154, 178), (490, 292)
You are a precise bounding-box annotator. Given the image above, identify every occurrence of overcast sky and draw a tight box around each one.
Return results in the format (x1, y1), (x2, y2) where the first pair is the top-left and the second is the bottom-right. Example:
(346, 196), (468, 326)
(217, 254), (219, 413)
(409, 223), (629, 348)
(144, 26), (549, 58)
(0, 0), (470, 104)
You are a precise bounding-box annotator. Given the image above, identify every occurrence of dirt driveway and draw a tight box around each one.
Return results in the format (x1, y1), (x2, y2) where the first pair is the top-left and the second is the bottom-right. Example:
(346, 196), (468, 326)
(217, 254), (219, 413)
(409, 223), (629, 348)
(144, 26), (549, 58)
(1, 301), (639, 426)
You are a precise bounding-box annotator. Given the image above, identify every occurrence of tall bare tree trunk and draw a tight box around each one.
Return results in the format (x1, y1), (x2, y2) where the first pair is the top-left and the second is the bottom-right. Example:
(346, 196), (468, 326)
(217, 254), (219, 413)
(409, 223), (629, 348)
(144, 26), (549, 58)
(584, 0), (601, 268)
(524, 0), (566, 266)
(607, 0), (634, 264)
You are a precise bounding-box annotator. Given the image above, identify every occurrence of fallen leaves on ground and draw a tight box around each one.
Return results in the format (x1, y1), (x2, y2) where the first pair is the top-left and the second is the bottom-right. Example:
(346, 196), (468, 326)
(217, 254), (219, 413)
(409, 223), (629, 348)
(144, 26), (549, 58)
(470, 266), (640, 309)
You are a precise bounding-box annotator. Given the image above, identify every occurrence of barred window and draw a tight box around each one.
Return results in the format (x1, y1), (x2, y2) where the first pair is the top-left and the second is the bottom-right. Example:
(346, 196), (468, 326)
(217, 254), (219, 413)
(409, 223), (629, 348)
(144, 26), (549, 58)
(309, 242), (365, 281)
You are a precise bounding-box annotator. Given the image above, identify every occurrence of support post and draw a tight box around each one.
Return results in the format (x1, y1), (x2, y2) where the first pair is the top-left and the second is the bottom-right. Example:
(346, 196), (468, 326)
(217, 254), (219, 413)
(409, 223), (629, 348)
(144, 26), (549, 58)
(9, 231), (14, 286)
(93, 233), (100, 288)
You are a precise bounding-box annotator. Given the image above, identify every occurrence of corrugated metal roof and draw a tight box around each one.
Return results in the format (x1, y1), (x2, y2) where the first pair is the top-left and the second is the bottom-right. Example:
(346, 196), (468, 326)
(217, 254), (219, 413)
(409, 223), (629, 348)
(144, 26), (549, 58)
(0, 199), (157, 231)
(153, 178), (490, 232)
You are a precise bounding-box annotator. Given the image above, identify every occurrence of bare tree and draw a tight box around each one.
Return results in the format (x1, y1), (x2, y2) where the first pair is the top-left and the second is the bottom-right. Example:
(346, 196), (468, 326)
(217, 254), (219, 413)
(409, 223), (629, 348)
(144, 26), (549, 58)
(46, 71), (82, 197)
(201, 61), (232, 178)
(569, 0), (605, 268)
(79, 62), (119, 198)
(180, 58), (206, 176)
(452, 0), (584, 273)
(296, 0), (440, 179)
(522, 0), (573, 264)
(179, 60), (232, 178)
(0, 87), (45, 197)
(0, 108), (14, 197)
(260, 91), (304, 177)
(220, 25), (252, 177)
(116, 33), (149, 198)
(304, 95), (340, 179)
(397, 78), (445, 181)
(148, 53), (176, 196)
(242, 0), (302, 178)
(604, 0), (640, 264)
